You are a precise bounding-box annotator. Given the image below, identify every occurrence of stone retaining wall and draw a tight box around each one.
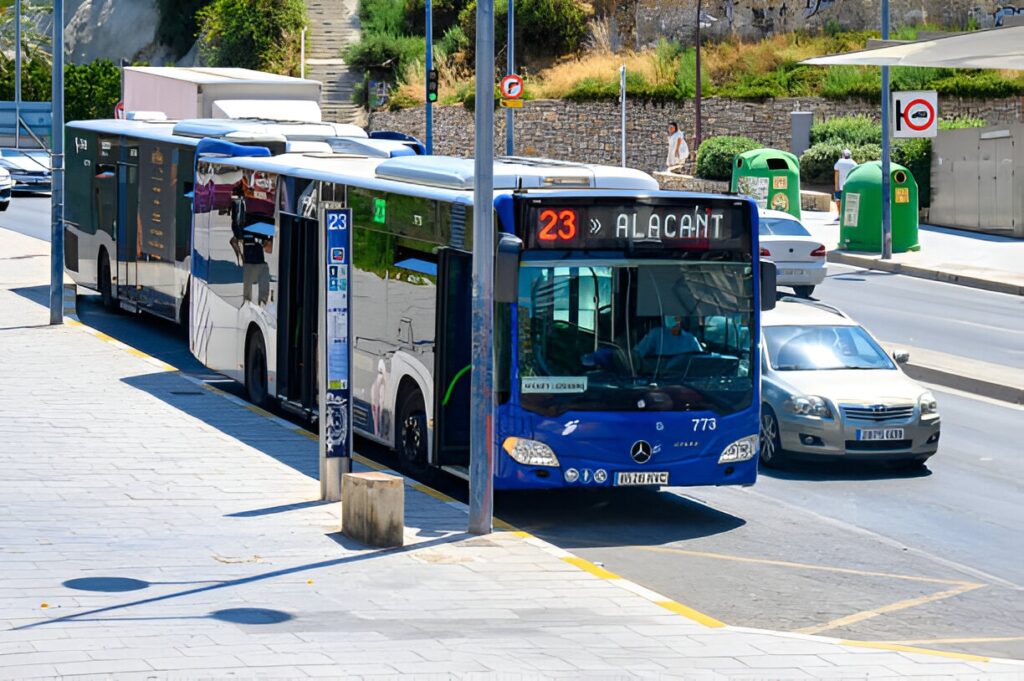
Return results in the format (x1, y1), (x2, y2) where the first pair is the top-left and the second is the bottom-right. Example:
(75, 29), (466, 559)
(370, 96), (1024, 175)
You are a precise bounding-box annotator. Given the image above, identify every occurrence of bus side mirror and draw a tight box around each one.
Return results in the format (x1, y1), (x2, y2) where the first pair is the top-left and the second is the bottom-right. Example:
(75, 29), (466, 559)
(760, 259), (777, 311)
(495, 233), (523, 304)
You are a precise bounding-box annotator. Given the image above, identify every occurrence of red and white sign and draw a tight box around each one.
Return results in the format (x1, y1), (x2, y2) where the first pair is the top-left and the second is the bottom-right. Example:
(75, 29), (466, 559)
(499, 74), (524, 100)
(114, 100), (126, 119)
(892, 90), (937, 138)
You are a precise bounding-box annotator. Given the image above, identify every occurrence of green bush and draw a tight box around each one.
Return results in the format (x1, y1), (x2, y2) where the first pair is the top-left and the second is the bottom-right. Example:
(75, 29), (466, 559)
(932, 71), (1024, 98)
(695, 136), (760, 181)
(810, 115), (880, 147)
(437, 25), (469, 57)
(0, 52), (51, 102)
(820, 65), (879, 99)
(344, 32), (426, 82)
(800, 142), (844, 184)
(156, 0), (210, 60)
(65, 60), (122, 121)
(197, 0), (307, 75)
(402, 0), (465, 35)
(459, 0), (586, 60)
(359, 0), (407, 35)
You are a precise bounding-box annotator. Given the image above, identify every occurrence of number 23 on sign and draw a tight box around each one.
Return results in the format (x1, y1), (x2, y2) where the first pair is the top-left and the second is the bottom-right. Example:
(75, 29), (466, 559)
(538, 208), (578, 242)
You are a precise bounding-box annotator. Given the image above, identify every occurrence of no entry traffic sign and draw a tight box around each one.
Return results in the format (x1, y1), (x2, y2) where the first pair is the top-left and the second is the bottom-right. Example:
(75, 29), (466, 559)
(892, 90), (938, 138)
(500, 74), (524, 100)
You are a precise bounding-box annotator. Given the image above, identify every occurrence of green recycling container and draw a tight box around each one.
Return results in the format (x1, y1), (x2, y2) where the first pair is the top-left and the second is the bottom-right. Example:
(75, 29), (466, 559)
(730, 148), (802, 219)
(839, 161), (920, 253)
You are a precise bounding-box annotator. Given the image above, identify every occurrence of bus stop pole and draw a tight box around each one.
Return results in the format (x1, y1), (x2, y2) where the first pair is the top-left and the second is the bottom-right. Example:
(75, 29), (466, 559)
(49, 0), (65, 326)
(425, 0), (433, 155)
(15, 0), (21, 148)
(880, 0), (893, 260)
(468, 0), (495, 536)
(620, 65), (626, 167)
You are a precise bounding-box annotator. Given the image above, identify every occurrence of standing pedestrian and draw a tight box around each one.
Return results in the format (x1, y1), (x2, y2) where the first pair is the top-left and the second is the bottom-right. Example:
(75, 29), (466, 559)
(833, 149), (858, 220)
(666, 121), (689, 171)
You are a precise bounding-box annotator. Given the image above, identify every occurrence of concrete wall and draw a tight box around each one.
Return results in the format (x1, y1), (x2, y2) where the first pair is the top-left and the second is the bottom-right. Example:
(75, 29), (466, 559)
(370, 96), (1024, 175)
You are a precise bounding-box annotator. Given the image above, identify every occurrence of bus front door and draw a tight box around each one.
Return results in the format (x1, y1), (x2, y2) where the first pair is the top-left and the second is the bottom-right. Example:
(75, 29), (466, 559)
(276, 212), (320, 416)
(434, 248), (472, 467)
(115, 143), (140, 310)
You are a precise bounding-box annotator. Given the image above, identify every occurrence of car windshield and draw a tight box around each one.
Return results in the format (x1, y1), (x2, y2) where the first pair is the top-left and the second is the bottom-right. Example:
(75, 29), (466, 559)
(517, 261), (754, 416)
(759, 217), (809, 237)
(764, 325), (896, 371)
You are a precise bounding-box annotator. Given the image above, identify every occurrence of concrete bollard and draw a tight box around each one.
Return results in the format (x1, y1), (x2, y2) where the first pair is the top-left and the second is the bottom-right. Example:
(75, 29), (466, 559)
(341, 472), (404, 548)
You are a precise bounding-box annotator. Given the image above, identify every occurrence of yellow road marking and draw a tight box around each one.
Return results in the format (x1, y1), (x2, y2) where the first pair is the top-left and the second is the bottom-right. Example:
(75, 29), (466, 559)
(561, 556), (620, 580)
(352, 453), (387, 472)
(410, 482), (455, 503)
(796, 582), (985, 635)
(294, 429), (318, 441)
(634, 545), (978, 586)
(656, 600), (726, 628)
(840, 639), (990, 663)
(864, 636), (1024, 645)
(243, 404), (274, 418)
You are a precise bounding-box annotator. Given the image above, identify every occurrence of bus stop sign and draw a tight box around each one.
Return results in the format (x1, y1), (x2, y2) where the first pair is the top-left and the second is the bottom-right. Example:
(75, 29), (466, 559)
(322, 206), (353, 458)
(892, 90), (937, 138)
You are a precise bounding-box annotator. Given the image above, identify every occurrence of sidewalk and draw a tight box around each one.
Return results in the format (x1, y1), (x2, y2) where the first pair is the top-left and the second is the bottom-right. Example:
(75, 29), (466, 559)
(2, 226), (1023, 679)
(802, 211), (1024, 296)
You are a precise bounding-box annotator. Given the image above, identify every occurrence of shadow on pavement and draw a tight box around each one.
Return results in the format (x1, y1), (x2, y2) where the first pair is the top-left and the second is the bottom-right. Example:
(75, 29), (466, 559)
(496, 487), (745, 550)
(759, 459), (932, 482)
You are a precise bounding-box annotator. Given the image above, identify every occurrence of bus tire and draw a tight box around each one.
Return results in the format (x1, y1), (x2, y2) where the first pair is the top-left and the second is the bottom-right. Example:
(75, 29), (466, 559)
(178, 290), (190, 338)
(245, 330), (270, 408)
(397, 387), (428, 475)
(98, 250), (116, 311)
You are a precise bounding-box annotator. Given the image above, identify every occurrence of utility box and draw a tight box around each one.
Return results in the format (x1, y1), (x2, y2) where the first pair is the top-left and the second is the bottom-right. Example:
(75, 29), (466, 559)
(839, 161), (920, 253)
(731, 149), (802, 219)
(123, 67), (322, 122)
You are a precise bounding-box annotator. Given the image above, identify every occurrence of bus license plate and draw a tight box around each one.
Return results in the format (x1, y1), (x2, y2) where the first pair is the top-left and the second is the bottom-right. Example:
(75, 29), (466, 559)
(615, 471), (669, 486)
(856, 428), (904, 441)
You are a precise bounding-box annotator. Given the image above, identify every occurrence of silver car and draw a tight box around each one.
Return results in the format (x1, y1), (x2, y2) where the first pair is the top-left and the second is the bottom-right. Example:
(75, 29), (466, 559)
(0, 148), (52, 193)
(759, 299), (940, 469)
(758, 209), (827, 298)
(0, 167), (10, 211)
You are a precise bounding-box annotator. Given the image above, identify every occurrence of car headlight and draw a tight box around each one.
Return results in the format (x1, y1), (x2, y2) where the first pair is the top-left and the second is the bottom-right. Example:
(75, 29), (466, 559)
(919, 391), (939, 416)
(785, 395), (833, 418)
(502, 437), (560, 467)
(719, 435), (758, 464)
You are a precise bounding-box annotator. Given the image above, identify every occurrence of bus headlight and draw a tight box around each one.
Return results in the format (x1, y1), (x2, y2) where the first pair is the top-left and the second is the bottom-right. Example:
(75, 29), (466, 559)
(718, 435), (758, 464)
(502, 437), (560, 467)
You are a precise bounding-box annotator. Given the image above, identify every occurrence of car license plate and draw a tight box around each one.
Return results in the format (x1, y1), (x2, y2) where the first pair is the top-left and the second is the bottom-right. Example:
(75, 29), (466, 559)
(615, 471), (669, 486)
(781, 269), (800, 276)
(856, 428), (905, 441)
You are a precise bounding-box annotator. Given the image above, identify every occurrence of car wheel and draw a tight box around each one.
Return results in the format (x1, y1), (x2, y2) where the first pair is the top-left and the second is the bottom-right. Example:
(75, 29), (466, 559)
(889, 456), (930, 471)
(98, 251), (117, 311)
(0, 201), (8, 212)
(397, 389), (429, 476)
(794, 285), (815, 298)
(245, 331), (269, 408)
(760, 406), (785, 468)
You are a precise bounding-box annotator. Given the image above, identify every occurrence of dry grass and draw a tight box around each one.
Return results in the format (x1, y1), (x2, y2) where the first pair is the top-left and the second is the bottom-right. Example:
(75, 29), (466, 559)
(531, 51), (656, 98)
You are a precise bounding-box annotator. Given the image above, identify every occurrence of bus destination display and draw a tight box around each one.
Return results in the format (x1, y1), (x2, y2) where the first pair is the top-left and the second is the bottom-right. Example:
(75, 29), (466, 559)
(526, 201), (747, 250)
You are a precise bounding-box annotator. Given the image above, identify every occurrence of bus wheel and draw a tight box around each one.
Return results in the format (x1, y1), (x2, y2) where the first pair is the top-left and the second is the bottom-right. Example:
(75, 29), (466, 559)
(759, 405), (785, 468)
(245, 331), (269, 408)
(98, 251), (116, 311)
(397, 389), (428, 475)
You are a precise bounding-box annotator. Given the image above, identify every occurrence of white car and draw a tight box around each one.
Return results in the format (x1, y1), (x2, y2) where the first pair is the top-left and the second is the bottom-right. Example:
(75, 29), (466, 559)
(758, 209), (827, 298)
(0, 167), (11, 211)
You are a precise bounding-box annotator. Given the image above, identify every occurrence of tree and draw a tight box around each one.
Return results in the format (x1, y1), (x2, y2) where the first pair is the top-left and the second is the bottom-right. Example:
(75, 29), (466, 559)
(197, 0), (307, 75)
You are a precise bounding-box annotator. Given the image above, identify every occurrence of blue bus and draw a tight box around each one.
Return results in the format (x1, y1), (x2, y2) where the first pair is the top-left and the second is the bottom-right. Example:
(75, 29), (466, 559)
(191, 151), (774, 490)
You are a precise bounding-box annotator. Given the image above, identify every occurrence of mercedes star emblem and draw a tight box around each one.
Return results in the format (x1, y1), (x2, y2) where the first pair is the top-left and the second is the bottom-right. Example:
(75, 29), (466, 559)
(630, 440), (653, 464)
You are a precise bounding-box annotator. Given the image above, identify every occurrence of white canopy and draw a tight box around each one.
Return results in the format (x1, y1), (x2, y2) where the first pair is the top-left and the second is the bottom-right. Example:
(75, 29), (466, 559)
(801, 26), (1024, 70)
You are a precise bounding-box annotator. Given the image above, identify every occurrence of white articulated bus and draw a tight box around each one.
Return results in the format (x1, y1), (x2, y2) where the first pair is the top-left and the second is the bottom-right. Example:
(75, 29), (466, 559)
(64, 116), (421, 326)
(192, 150), (772, 489)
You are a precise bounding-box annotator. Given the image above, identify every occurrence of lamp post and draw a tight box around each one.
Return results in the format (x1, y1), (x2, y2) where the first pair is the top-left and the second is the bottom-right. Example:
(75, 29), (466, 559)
(694, 0), (703, 152)
(50, 0), (65, 325)
(880, 0), (893, 259)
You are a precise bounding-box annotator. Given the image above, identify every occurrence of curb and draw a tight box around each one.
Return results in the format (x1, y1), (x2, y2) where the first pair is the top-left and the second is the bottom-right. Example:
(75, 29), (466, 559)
(901, 362), (1024, 405)
(57, 311), (1024, 667)
(827, 251), (1024, 296)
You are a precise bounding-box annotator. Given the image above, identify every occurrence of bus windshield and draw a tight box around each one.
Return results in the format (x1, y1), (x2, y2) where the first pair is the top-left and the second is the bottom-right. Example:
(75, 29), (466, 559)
(517, 260), (754, 417)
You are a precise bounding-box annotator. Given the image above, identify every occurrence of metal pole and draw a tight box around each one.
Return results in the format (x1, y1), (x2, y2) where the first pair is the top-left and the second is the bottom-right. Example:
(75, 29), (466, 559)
(50, 0), (65, 325)
(15, 0), (21, 148)
(468, 0), (495, 536)
(694, 0), (703, 152)
(504, 0), (514, 156)
(880, 0), (892, 259)
(300, 28), (306, 79)
(425, 0), (433, 154)
(620, 65), (626, 167)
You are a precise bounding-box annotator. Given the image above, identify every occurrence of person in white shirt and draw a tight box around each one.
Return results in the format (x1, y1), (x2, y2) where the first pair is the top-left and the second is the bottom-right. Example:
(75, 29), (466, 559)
(666, 122), (689, 170)
(833, 149), (858, 219)
(635, 316), (702, 359)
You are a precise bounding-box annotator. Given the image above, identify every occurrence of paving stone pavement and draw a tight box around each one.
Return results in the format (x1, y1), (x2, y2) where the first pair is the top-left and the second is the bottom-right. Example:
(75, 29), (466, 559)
(2, 226), (1023, 679)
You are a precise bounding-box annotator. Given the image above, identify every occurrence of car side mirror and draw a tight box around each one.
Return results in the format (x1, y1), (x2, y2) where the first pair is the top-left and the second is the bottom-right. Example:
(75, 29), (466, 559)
(494, 233), (523, 304)
(760, 258), (777, 311)
(892, 349), (910, 364)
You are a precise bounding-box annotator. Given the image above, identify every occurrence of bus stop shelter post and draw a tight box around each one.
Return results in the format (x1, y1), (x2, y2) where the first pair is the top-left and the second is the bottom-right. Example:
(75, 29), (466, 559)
(469, 0), (495, 536)
(49, 0), (65, 326)
(15, 0), (21, 148)
(880, 0), (893, 260)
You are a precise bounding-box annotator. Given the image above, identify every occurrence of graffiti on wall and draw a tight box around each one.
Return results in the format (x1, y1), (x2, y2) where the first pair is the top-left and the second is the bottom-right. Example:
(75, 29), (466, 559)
(805, 0), (839, 18)
(994, 4), (1024, 25)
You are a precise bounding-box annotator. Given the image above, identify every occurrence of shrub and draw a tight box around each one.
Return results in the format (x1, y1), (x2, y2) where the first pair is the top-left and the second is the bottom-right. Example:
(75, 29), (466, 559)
(402, 0), (464, 35)
(800, 142), (844, 184)
(359, 0), (408, 35)
(695, 136), (760, 181)
(65, 60), (122, 121)
(156, 0), (210, 60)
(437, 25), (469, 57)
(810, 115), (880, 147)
(344, 32), (426, 83)
(197, 0), (307, 75)
(459, 0), (587, 60)
(820, 65), (879, 99)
